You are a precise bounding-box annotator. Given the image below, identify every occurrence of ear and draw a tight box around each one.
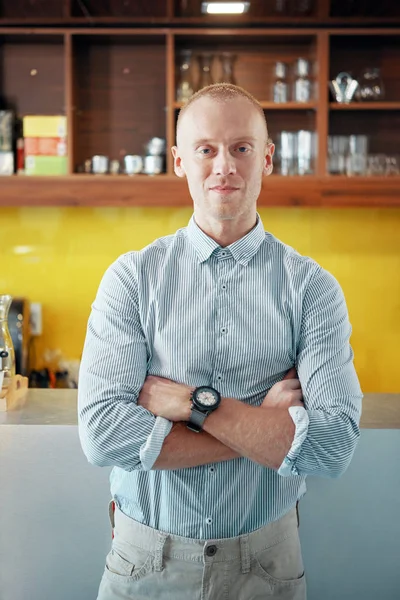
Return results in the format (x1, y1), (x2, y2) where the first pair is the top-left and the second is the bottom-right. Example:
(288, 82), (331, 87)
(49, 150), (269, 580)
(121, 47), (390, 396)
(263, 143), (275, 176)
(171, 146), (186, 178)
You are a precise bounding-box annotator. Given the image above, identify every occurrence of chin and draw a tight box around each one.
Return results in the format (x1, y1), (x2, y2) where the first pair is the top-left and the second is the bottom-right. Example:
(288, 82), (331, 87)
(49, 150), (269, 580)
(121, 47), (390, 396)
(213, 213), (237, 221)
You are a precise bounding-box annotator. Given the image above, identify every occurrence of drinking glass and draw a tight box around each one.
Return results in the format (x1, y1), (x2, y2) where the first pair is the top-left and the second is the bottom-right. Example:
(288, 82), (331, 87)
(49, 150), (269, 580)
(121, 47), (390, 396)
(346, 135), (369, 176)
(328, 135), (349, 175)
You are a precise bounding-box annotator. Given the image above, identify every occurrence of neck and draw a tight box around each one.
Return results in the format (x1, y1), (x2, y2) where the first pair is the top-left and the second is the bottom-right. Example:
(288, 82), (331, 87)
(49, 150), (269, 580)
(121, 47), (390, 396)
(194, 213), (257, 247)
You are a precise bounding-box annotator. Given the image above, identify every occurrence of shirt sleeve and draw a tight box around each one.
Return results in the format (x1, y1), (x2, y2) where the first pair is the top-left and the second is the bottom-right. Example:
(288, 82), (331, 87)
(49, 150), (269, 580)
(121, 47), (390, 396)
(280, 265), (363, 479)
(77, 253), (171, 472)
(277, 406), (309, 477)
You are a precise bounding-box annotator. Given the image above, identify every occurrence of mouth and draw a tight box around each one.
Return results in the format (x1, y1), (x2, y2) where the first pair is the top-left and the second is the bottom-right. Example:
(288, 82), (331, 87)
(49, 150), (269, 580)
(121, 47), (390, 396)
(210, 186), (240, 194)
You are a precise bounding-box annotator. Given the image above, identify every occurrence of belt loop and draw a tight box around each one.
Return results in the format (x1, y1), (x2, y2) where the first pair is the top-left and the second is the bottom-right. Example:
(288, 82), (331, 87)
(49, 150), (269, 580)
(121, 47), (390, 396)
(154, 532), (167, 572)
(240, 535), (250, 574)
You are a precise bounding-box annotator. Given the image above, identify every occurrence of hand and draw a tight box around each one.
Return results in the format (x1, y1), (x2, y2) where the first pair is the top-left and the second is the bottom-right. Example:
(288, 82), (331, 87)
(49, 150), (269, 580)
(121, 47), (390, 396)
(137, 375), (193, 422)
(261, 367), (304, 410)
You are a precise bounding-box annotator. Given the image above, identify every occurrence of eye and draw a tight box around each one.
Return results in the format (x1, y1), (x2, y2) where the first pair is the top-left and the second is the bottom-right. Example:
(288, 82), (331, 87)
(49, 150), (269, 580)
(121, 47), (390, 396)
(236, 146), (250, 153)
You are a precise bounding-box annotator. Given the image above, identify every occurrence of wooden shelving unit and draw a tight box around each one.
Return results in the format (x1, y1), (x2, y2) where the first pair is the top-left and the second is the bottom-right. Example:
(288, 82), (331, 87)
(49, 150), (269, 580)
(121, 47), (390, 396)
(330, 102), (400, 110)
(0, 1), (399, 207)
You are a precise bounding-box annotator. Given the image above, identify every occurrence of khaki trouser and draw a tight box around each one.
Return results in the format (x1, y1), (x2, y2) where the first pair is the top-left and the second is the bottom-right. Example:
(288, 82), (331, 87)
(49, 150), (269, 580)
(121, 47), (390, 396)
(97, 502), (306, 600)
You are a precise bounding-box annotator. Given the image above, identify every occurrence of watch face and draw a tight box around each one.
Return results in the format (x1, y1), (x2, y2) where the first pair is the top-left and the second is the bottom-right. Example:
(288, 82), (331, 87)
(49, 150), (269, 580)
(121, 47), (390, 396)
(197, 390), (218, 407)
(193, 386), (221, 410)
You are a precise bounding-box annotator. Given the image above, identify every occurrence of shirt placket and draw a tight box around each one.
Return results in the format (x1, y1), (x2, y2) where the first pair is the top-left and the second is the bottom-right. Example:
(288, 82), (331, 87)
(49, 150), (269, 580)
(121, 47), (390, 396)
(201, 249), (233, 538)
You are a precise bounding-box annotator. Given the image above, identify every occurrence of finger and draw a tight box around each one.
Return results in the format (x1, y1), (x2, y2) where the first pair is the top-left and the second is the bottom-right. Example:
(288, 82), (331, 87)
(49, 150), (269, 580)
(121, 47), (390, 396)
(291, 399), (304, 408)
(283, 367), (298, 381)
(281, 379), (302, 391)
(289, 390), (304, 404)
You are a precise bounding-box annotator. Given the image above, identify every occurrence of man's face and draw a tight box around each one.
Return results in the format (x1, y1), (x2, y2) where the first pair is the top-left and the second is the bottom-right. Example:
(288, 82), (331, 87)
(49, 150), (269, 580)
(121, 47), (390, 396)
(172, 96), (274, 224)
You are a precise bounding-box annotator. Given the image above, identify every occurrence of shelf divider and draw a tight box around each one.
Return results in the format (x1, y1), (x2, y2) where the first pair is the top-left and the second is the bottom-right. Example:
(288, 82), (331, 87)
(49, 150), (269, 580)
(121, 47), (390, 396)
(64, 33), (75, 175)
(166, 32), (175, 175)
(316, 32), (329, 177)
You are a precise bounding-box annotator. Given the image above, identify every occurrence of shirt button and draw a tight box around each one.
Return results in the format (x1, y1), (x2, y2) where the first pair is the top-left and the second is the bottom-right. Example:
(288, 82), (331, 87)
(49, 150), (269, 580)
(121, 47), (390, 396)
(221, 327), (227, 334)
(206, 544), (217, 556)
(221, 251), (227, 257)
(217, 375), (222, 381)
(209, 467), (215, 473)
(206, 517), (212, 525)
(221, 284), (227, 290)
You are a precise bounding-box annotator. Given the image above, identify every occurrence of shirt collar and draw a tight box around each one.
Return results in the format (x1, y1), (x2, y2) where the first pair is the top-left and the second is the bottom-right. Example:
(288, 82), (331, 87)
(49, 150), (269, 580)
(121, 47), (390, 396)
(186, 214), (265, 266)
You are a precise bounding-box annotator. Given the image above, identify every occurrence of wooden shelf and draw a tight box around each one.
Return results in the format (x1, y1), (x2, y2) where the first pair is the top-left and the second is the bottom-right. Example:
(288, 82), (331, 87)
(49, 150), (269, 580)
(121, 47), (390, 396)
(260, 102), (317, 110)
(330, 102), (400, 110)
(0, 174), (399, 208)
(173, 101), (318, 110)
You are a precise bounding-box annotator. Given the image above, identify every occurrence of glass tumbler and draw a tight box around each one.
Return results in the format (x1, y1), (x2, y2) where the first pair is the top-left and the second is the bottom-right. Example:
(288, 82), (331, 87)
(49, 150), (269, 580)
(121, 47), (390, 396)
(278, 132), (297, 175)
(346, 135), (369, 176)
(328, 135), (350, 175)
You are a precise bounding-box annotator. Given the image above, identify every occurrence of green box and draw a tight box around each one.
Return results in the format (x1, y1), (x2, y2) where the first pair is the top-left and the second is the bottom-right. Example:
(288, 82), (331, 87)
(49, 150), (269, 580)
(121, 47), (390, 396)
(25, 155), (68, 176)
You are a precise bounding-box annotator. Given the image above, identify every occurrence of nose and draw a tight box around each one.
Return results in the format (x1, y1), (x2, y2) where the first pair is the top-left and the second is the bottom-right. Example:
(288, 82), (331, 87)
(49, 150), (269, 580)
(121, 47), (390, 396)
(212, 149), (236, 177)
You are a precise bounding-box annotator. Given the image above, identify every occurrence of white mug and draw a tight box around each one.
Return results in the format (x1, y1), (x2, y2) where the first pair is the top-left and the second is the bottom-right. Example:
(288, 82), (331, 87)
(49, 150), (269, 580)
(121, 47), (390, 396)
(92, 155), (109, 174)
(124, 155), (143, 175)
(144, 155), (163, 175)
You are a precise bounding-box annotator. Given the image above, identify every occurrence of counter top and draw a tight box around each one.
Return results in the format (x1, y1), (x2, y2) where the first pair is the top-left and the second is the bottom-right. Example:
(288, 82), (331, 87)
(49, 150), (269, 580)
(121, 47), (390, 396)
(0, 389), (78, 425)
(0, 389), (399, 428)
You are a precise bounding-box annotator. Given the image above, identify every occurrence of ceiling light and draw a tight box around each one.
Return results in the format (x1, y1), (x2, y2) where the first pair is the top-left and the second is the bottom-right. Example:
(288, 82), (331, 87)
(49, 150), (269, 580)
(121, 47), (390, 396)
(201, 2), (250, 14)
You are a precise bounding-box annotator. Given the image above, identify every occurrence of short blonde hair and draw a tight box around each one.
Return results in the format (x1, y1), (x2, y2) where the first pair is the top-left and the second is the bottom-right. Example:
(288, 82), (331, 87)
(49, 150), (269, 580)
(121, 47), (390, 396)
(176, 83), (271, 145)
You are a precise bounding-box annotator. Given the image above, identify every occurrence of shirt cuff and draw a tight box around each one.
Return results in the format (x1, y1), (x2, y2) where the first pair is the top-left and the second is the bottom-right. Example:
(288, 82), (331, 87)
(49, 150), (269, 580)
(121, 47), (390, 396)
(139, 416), (173, 471)
(278, 406), (309, 477)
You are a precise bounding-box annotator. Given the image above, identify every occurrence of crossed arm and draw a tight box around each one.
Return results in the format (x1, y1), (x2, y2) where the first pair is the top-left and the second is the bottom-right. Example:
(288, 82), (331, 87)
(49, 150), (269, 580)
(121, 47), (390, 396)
(78, 256), (362, 479)
(137, 371), (301, 471)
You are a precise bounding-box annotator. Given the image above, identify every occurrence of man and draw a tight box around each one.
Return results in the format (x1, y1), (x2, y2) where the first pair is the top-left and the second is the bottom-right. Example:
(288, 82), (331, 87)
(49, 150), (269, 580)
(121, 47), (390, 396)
(78, 83), (362, 600)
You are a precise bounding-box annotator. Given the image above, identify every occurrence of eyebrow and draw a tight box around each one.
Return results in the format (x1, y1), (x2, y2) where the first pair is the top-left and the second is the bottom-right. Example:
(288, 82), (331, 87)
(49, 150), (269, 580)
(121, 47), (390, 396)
(192, 137), (258, 146)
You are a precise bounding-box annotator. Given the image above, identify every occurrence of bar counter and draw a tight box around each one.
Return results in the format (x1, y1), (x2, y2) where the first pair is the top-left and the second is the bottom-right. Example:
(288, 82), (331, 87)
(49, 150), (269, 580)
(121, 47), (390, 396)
(1, 388), (399, 600)
(1, 388), (399, 428)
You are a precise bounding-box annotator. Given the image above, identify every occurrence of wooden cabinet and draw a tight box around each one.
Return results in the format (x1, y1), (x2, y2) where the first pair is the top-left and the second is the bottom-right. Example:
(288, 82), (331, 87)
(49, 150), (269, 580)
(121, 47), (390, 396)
(0, 1), (399, 207)
(328, 33), (400, 160)
(71, 34), (167, 173)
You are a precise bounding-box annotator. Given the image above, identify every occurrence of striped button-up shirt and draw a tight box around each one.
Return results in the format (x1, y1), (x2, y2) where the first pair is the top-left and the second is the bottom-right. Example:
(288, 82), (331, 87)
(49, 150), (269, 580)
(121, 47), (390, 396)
(78, 214), (362, 539)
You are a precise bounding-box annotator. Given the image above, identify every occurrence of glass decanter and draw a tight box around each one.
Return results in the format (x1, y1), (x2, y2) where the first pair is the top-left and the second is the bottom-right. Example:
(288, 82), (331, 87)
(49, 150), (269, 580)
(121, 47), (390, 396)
(0, 295), (16, 399)
(219, 53), (237, 85)
(176, 50), (194, 103)
(293, 58), (312, 103)
(197, 53), (214, 90)
(358, 68), (385, 101)
(273, 61), (288, 103)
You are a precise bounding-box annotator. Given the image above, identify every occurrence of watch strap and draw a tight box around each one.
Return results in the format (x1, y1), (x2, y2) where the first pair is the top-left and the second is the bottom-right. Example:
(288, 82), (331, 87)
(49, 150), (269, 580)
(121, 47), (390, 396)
(187, 408), (208, 433)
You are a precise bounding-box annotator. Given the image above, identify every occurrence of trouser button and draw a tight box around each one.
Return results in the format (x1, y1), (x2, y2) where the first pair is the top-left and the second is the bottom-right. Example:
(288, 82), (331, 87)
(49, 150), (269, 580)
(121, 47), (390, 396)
(206, 544), (217, 557)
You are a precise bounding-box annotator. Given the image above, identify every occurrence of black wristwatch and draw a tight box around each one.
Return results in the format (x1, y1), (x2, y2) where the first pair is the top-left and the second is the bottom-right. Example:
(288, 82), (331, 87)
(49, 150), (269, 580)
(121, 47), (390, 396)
(187, 386), (221, 433)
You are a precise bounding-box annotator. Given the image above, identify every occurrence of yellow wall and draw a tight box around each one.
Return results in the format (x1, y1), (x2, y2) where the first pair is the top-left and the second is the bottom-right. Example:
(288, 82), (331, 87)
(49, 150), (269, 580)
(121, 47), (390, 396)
(1, 205), (399, 393)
